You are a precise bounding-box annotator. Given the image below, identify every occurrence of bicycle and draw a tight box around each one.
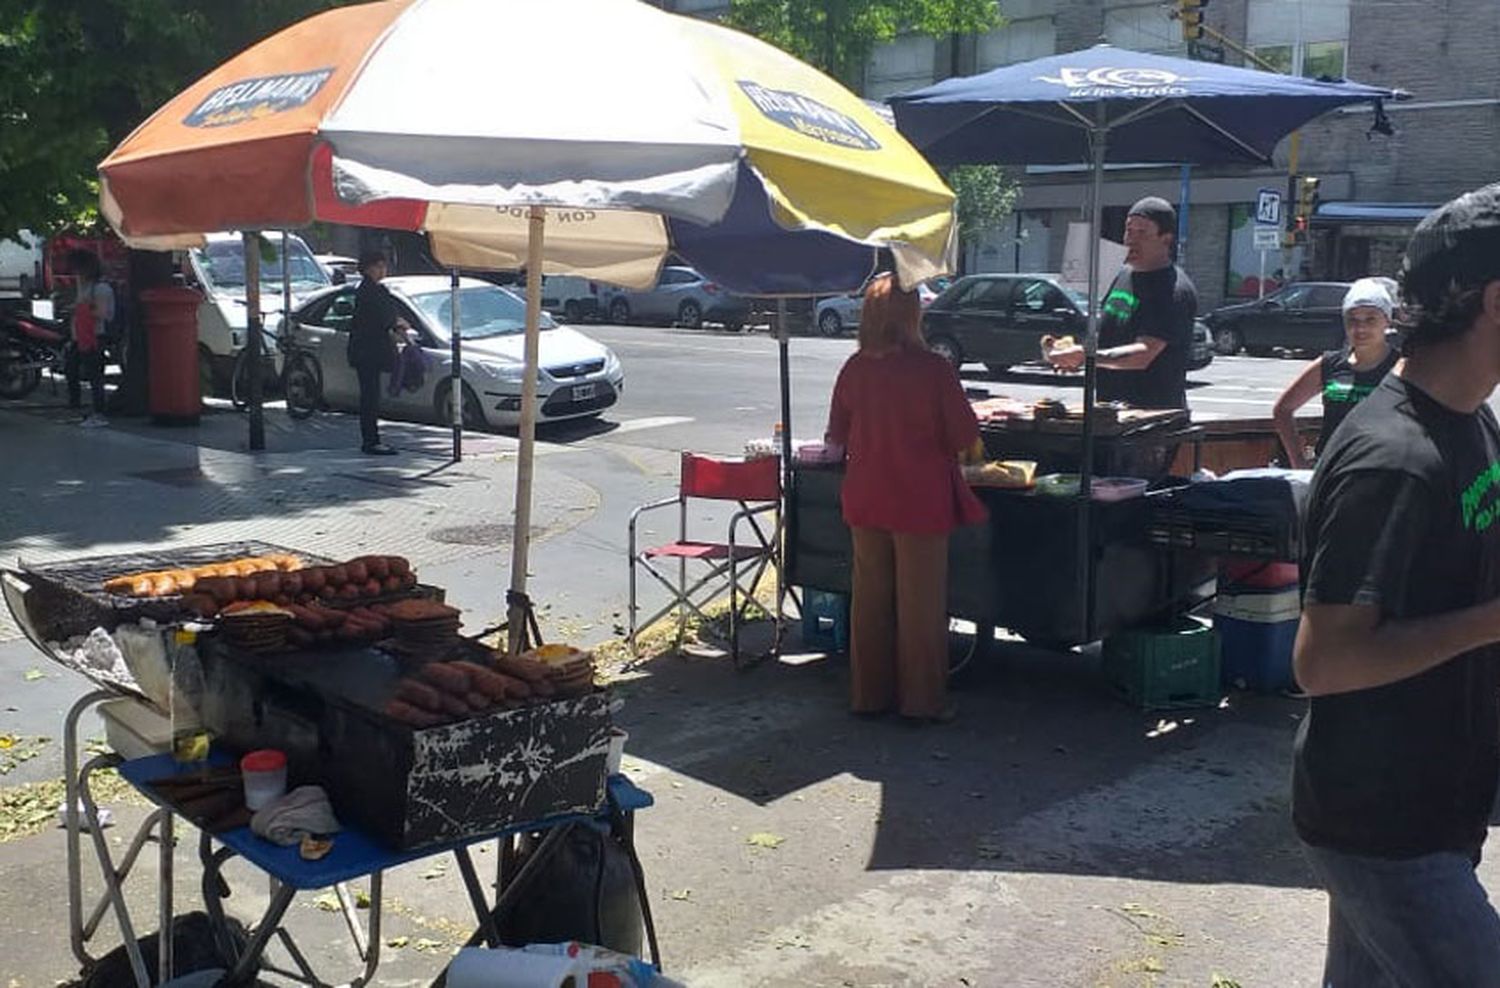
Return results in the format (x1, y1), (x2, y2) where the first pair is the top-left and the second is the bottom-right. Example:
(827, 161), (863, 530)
(230, 320), (322, 420)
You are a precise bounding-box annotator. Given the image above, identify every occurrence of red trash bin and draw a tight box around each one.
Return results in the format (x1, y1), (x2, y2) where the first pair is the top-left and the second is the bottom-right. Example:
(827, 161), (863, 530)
(141, 286), (202, 426)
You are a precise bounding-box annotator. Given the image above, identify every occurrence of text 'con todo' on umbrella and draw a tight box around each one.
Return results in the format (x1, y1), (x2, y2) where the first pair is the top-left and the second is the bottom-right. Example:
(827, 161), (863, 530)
(98, 0), (957, 652)
(888, 43), (1406, 496)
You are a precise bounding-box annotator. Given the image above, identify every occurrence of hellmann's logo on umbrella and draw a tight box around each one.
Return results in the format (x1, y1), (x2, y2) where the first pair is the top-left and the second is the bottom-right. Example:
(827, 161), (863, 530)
(183, 68), (335, 128)
(1036, 67), (1196, 98)
(738, 81), (881, 151)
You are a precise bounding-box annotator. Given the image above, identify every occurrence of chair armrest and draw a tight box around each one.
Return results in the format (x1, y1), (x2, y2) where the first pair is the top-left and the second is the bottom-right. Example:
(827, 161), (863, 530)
(628, 496), (682, 554)
(728, 500), (779, 549)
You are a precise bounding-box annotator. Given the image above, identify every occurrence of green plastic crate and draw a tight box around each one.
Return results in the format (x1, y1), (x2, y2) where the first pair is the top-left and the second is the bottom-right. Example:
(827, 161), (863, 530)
(1103, 617), (1222, 711)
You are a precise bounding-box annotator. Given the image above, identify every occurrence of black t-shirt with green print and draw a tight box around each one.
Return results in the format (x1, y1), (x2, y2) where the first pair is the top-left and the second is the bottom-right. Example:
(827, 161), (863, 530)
(1295, 373), (1500, 859)
(1315, 346), (1400, 455)
(1096, 264), (1198, 409)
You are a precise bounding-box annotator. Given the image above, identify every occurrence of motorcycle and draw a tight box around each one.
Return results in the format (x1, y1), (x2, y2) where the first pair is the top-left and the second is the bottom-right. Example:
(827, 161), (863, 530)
(0, 309), (69, 399)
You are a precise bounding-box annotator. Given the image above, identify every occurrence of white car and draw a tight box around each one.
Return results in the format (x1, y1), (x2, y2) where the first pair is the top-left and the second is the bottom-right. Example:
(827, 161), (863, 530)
(286, 275), (624, 429)
(813, 276), (952, 337)
(316, 254), (362, 285)
(0, 230), (43, 298)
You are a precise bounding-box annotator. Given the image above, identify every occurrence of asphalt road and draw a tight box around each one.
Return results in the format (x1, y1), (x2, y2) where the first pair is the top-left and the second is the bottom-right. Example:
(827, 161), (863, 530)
(544, 322), (1314, 459)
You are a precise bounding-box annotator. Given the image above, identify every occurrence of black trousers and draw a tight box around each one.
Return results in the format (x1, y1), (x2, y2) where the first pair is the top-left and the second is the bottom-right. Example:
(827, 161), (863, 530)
(66, 347), (106, 414)
(356, 362), (383, 448)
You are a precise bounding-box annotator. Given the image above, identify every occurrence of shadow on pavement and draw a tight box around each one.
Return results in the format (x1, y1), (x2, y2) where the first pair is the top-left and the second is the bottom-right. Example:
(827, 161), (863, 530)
(612, 633), (1315, 891)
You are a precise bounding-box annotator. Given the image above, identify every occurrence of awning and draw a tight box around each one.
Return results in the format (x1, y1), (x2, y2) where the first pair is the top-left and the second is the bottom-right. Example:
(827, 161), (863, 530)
(1313, 202), (1438, 225)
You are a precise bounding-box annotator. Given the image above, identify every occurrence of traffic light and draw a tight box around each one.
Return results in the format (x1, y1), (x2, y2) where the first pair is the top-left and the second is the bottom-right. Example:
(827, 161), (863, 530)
(1179, 0), (1205, 41)
(1297, 175), (1321, 222)
(1284, 174), (1320, 244)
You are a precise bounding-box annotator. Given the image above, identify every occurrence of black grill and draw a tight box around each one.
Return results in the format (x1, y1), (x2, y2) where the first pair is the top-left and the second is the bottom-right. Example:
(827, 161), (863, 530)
(542, 382), (618, 417)
(547, 359), (606, 379)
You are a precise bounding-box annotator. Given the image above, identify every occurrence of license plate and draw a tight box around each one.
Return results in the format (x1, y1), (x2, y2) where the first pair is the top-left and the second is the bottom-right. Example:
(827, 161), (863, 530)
(572, 383), (596, 401)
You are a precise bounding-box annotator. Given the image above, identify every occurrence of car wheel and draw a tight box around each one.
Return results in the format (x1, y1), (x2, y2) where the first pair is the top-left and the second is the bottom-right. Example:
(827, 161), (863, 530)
(677, 300), (703, 330)
(436, 380), (486, 430)
(723, 318), (745, 333)
(928, 335), (963, 369)
(609, 298), (631, 325)
(283, 355), (322, 420)
(984, 362), (1012, 377)
(0, 347), (41, 399)
(817, 309), (843, 337)
(1214, 327), (1243, 355)
(563, 300), (581, 323)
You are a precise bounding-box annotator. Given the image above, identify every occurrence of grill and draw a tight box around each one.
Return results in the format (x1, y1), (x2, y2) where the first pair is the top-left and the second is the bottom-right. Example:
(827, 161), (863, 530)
(546, 358), (606, 379)
(542, 381), (618, 417)
(13, 540), (334, 641)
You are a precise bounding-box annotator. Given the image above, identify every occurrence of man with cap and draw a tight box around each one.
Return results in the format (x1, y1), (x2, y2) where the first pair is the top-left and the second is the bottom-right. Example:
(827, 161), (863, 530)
(1271, 277), (1400, 468)
(1293, 183), (1500, 984)
(1045, 196), (1198, 410)
(348, 248), (404, 456)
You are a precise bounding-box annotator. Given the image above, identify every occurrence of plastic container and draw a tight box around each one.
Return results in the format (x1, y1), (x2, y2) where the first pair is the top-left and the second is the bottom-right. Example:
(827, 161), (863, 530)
(1035, 473), (1081, 497)
(1216, 584), (1300, 693)
(800, 588), (850, 654)
(1090, 477), (1149, 502)
(240, 749), (288, 811)
(1102, 617), (1222, 710)
(98, 697), (174, 759)
(1220, 560), (1300, 591)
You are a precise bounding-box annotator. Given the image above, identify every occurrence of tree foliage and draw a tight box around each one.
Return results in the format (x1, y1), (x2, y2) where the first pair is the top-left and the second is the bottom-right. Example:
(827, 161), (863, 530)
(948, 163), (1018, 247)
(0, 0), (350, 239)
(725, 0), (1001, 91)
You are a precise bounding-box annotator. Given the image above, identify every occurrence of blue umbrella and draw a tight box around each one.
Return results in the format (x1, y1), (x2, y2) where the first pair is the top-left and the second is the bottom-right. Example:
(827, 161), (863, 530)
(890, 44), (1405, 491)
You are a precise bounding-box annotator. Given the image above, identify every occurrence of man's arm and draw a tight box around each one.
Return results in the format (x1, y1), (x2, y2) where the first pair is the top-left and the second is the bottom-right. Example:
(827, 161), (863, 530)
(1295, 599), (1500, 696)
(1044, 336), (1165, 371)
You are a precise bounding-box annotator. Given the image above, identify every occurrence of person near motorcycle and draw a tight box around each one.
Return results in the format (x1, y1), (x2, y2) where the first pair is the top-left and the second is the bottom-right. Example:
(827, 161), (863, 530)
(66, 249), (115, 427)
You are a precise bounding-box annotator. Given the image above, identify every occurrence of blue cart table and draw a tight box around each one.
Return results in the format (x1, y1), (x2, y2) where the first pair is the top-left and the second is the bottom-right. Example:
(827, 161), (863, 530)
(118, 753), (655, 987)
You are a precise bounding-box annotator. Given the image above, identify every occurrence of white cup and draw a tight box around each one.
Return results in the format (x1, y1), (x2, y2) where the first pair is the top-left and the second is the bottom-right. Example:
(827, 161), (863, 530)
(606, 728), (628, 775)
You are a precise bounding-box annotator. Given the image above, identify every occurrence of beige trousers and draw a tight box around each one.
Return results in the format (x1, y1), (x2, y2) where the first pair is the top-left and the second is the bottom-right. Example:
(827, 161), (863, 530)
(849, 527), (949, 718)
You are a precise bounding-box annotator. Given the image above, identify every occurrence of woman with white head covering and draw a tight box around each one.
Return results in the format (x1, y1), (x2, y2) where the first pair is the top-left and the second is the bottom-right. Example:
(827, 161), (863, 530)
(1272, 277), (1400, 468)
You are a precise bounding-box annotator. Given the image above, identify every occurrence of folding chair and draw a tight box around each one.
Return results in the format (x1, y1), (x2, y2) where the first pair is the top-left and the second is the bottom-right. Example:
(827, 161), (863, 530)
(628, 453), (782, 666)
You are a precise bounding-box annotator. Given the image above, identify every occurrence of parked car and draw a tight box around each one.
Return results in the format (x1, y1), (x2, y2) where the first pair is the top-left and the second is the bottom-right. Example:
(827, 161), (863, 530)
(315, 254), (361, 285)
(598, 265), (749, 331)
(0, 231), (43, 299)
(541, 275), (600, 323)
(1205, 281), (1351, 356)
(286, 275), (623, 429)
(921, 273), (1089, 373)
(1188, 319), (1215, 371)
(812, 276), (953, 337)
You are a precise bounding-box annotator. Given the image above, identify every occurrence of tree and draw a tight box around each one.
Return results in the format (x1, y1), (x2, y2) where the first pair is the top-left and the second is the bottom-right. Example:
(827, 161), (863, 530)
(725, 0), (1001, 92)
(0, 0), (351, 239)
(948, 163), (1017, 251)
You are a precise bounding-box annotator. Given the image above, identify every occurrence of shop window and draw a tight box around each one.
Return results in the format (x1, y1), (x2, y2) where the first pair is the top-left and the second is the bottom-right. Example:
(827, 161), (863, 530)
(1302, 41), (1346, 80)
(1225, 202), (1304, 299)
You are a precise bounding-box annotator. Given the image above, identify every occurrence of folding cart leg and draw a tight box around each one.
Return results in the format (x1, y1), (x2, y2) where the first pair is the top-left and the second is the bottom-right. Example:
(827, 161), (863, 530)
(65, 689), (117, 970)
(159, 809), (174, 984)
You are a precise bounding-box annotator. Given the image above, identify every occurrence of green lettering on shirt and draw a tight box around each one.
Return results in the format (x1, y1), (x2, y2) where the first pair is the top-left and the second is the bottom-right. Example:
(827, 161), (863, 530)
(1323, 380), (1379, 404)
(1461, 461), (1500, 531)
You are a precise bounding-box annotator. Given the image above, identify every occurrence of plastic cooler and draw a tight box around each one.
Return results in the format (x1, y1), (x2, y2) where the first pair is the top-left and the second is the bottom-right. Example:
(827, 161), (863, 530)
(1215, 583), (1301, 693)
(800, 589), (849, 654)
(1102, 616), (1221, 710)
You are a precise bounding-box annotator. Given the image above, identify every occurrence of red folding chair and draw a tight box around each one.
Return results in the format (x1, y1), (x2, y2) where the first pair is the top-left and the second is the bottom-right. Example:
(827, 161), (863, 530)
(628, 453), (782, 666)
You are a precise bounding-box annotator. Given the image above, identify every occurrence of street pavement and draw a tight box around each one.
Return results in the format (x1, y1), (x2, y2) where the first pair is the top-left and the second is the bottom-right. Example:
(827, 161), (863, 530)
(3, 327), (1478, 987)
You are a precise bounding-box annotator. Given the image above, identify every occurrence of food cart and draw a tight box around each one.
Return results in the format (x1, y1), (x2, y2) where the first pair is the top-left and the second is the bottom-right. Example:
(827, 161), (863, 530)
(1, 541), (657, 987)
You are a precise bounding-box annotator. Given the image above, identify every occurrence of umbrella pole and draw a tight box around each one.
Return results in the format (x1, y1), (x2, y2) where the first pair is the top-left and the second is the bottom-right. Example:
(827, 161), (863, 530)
(777, 300), (793, 486)
(242, 232), (265, 452)
(450, 269), (462, 461)
(1080, 116), (1107, 640)
(507, 207), (546, 655)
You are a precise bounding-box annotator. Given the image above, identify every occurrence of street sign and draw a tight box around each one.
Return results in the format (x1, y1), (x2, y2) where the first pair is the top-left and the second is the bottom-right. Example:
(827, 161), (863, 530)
(1256, 188), (1282, 227)
(1253, 226), (1281, 250)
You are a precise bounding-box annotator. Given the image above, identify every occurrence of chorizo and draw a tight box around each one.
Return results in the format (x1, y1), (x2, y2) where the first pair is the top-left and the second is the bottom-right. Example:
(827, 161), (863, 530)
(417, 662), (471, 695)
(384, 698), (444, 728)
(395, 678), (447, 712)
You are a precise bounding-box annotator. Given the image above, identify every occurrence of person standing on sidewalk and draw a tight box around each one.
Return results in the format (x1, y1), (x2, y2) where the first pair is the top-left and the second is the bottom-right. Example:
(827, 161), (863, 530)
(1272, 277), (1400, 468)
(825, 273), (986, 723)
(348, 249), (401, 456)
(1293, 183), (1500, 986)
(67, 249), (115, 427)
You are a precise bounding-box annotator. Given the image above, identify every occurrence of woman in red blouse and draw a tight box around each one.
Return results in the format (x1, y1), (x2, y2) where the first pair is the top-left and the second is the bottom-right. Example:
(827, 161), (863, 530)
(826, 274), (986, 721)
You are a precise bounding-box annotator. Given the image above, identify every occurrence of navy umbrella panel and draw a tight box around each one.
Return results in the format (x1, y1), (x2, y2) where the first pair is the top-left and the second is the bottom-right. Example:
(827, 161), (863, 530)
(888, 45), (1405, 167)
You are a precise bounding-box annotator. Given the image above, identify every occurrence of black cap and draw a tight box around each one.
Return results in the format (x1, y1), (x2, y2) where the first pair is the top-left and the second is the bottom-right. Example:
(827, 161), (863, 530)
(1402, 183), (1500, 310)
(1128, 196), (1177, 236)
(358, 247), (388, 272)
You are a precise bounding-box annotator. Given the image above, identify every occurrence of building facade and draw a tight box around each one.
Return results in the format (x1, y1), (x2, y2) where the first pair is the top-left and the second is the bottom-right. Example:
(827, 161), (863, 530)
(663, 0), (1500, 311)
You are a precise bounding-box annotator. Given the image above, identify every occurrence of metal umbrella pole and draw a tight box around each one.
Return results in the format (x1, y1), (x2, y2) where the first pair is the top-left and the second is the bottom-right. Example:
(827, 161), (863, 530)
(507, 206), (547, 656)
(1078, 109), (1108, 639)
(243, 231), (265, 451)
(450, 269), (463, 461)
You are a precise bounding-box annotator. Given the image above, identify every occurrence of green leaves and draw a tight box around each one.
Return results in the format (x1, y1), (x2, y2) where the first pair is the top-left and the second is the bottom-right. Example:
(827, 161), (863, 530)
(948, 164), (1019, 246)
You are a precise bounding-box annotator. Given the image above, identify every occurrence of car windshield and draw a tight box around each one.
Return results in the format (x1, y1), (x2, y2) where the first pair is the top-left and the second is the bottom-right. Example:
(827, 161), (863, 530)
(194, 238), (330, 295)
(411, 285), (556, 339)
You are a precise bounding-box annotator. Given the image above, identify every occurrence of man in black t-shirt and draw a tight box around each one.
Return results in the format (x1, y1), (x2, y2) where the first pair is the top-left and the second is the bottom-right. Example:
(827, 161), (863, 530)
(1295, 183), (1500, 986)
(348, 249), (403, 456)
(1045, 196), (1198, 409)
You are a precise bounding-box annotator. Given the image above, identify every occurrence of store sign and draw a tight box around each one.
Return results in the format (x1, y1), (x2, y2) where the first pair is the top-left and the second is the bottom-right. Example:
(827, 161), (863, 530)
(1253, 226), (1282, 250)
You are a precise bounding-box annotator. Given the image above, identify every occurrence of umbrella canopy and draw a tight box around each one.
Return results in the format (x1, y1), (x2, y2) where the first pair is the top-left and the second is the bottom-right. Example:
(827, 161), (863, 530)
(888, 43), (1404, 167)
(100, 0), (956, 653)
(100, 0), (955, 293)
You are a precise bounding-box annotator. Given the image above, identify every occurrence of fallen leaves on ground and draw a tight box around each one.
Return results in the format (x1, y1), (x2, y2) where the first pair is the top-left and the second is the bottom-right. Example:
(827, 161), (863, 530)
(23, 669), (44, 682)
(414, 937), (446, 953)
(746, 832), (785, 849)
(668, 888), (692, 901)
(0, 769), (143, 842)
(0, 735), (50, 775)
(312, 893), (341, 912)
(386, 936), (410, 949)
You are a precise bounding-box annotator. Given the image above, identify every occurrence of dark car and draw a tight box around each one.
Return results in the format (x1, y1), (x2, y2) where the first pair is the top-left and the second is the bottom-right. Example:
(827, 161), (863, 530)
(1205, 281), (1351, 356)
(1189, 319), (1214, 371)
(921, 273), (1089, 374)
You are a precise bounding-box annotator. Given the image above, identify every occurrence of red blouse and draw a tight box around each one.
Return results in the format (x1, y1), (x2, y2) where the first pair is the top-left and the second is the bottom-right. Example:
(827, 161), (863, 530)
(826, 347), (987, 535)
